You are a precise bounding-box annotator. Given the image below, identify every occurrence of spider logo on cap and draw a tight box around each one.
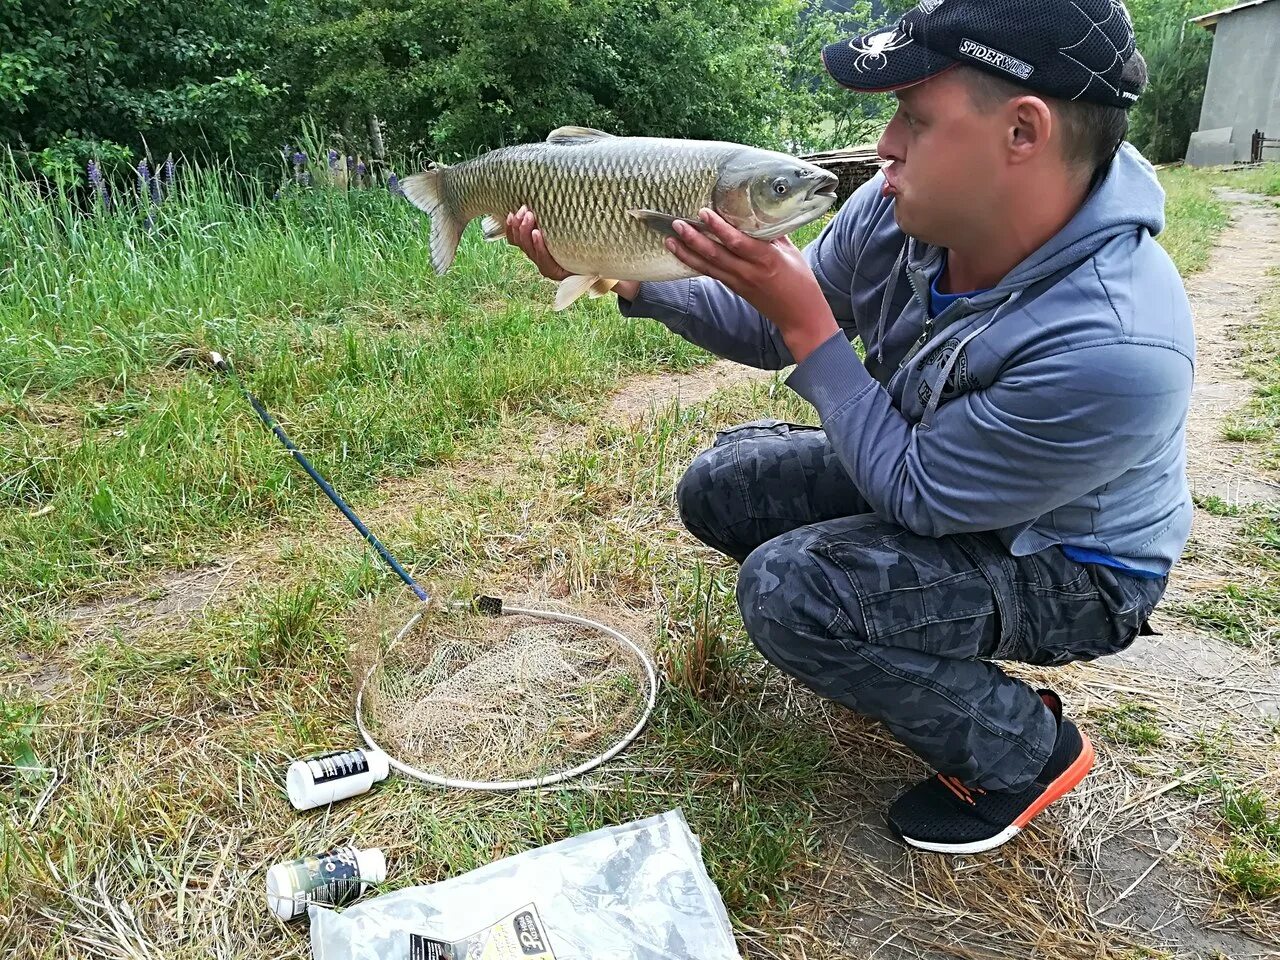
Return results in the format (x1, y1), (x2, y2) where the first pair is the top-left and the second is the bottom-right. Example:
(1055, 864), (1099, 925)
(845, 27), (914, 72)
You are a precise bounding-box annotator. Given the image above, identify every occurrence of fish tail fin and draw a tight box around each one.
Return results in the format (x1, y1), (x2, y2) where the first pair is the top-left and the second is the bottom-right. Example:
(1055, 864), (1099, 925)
(400, 167), (464, 274)
(588, 278), (618, 298)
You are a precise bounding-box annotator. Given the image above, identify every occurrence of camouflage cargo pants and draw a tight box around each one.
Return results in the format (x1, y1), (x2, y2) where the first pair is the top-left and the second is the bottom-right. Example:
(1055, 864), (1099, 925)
(677, 420), (1168, 792)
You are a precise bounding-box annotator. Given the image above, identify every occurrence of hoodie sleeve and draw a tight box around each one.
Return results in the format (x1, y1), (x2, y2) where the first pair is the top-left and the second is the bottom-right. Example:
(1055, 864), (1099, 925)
(786, 329), (1193, 537)
(614, 175), (885, 368)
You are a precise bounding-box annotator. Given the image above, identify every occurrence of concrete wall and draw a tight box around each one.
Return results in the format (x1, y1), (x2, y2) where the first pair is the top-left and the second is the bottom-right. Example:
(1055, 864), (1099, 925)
(1187, 2), (1280, 164)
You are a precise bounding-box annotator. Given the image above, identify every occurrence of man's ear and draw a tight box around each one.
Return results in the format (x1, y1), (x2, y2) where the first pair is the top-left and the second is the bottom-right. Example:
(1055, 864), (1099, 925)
(1007, 96), (1053, 164)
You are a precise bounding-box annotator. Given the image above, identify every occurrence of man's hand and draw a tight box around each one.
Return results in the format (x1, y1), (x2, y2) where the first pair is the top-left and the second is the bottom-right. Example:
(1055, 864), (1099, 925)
(505, 207), (639, 301)
(667, 208), (839, 364)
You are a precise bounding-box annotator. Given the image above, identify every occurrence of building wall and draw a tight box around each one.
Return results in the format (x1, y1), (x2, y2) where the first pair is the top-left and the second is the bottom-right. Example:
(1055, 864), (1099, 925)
(1187, 2), (1280, 164)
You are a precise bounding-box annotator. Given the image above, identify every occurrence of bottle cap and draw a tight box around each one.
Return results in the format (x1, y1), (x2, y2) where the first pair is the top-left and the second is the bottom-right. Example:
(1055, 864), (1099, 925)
(355, 847), (387, 884)
(365, 748), (391, 782)
(265, 862), (301, 921)
(285, 761), (314, 810)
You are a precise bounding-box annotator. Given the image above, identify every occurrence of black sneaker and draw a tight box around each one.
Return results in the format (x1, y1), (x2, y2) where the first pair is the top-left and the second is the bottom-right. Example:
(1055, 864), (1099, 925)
(886, 690), (1094, 854)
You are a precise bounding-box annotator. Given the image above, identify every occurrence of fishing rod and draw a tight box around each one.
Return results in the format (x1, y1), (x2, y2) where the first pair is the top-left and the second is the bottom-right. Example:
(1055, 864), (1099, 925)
(208, 352), (430, 603)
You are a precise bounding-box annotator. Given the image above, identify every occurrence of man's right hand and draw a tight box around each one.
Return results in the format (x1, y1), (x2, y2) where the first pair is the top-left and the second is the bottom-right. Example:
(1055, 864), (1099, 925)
(504, 206), (639, 302)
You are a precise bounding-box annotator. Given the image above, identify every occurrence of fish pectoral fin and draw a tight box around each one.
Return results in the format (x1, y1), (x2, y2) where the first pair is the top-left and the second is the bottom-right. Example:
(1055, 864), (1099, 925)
(626, 209), (715, 240)
(480, 215), (507, 242)
(588, 278), (619, 298)
(554, 275), (605, 311)
(546, 125), (616, 145)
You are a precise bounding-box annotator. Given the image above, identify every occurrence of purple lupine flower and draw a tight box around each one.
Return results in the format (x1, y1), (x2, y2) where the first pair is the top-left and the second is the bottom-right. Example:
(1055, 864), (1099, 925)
(87, 160), (111, 209)
(356, 161), (366, 178)
(272, 189), (281, 201)
(292, 151), (306, 168)
(143, 214), (155, 232)
(164, 154), (175, 189)
(302, 172), (312, 187)
(346, 155), (355, 171)
(387, 172), (402, 195)
(150, 174), (162, 205)
(137, 159), (150, 198)
(328, 149), (339, 170)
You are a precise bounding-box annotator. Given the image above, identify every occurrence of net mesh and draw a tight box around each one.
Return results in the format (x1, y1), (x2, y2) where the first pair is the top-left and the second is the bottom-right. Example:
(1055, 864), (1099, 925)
(356, 601), (652, 785)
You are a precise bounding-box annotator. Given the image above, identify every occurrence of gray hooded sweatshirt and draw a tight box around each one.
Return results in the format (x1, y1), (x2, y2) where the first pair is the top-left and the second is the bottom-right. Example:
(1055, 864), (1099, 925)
(617, 143), (1195, 576)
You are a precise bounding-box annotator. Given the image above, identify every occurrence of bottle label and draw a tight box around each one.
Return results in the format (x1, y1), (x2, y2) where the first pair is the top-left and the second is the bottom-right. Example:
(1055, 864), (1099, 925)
(305, 749), (370, 784)
(281, 846), (367, 918)
(408, 903), (556, 960)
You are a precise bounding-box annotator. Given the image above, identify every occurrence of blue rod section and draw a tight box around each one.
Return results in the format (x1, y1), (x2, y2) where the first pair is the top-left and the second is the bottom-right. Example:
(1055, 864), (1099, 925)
(212, 353), (429, 603)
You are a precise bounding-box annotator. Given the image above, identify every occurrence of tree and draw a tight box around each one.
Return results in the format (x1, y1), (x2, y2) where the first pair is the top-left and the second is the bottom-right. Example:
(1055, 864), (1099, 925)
(1128, 15), (1213, 163)
(1125, 0), (1218, 163)
(0, 0), (281, 177)
(275, 0), (886, 163)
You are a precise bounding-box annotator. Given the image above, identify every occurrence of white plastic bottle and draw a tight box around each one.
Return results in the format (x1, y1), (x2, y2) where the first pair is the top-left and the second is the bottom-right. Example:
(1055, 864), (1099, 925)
(286, 747), (390, 811)
(266, 845), (387, 921)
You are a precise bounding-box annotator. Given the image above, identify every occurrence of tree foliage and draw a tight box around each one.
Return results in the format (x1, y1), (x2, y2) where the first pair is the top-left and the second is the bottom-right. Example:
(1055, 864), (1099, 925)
(0, 0), (280, 177)
(7, 0), (1213, 173)
(1125, 0), (1218, 163)
(3, 0), (890, 176)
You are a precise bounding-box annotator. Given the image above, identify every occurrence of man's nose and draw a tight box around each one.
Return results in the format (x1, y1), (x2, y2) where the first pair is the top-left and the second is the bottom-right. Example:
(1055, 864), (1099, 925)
(878, 112), (906, 164)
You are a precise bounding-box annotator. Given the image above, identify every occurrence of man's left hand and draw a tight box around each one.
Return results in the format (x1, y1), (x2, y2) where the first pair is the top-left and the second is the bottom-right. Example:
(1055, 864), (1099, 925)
(667, 208), (840, 364)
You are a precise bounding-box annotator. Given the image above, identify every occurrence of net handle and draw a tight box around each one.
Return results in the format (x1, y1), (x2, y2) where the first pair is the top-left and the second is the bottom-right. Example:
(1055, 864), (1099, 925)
(354, 601), (659, 792)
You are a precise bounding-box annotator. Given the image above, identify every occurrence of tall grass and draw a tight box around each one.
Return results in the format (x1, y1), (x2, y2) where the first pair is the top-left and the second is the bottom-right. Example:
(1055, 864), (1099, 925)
(0, 158), (709, 608)
(1156, 167), (1231, 276)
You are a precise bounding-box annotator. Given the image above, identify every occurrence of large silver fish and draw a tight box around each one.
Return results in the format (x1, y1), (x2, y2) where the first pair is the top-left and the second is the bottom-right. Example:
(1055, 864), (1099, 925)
(400, 126), (839, 310)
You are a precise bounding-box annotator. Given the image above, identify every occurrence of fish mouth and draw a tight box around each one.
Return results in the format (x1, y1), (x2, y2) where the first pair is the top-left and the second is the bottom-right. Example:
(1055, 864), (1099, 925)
(806, 171), (840, 201)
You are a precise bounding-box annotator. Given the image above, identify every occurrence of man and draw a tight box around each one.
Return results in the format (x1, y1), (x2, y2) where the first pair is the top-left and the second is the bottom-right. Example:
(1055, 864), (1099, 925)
(507, 0), (1193, 854)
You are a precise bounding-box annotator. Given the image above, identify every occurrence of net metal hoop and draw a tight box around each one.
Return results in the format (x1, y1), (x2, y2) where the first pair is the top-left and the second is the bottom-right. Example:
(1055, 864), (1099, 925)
(354, 601), (659, 792)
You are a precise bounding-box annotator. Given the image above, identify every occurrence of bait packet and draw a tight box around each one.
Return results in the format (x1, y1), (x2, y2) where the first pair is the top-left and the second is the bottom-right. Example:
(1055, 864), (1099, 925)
(309, 808), (740, 960)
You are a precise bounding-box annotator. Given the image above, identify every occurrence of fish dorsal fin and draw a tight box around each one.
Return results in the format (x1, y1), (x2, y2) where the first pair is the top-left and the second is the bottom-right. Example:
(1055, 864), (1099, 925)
(546, 126), (616, 145)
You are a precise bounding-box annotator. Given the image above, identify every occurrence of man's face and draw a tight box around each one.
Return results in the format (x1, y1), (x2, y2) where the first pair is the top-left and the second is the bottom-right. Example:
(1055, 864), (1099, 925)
(876, 70), (1010, 248)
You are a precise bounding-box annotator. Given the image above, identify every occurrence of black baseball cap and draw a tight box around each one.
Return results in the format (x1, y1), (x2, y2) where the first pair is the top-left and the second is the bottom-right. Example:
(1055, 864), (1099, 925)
(822, 0), (1144, 109)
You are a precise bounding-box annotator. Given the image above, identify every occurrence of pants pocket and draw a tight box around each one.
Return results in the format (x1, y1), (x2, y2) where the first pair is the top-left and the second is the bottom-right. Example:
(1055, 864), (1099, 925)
(1014, 565), (1168, 666)
(811, 524), (1001, 659)
(713, 418), (821, 447)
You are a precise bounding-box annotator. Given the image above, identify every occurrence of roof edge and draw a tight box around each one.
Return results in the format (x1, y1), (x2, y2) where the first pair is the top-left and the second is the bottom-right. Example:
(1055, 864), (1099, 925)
(1190, 0), (1276, 30)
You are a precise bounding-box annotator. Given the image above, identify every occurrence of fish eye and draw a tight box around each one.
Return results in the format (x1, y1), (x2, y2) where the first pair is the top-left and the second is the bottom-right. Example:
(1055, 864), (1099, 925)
(772, 178), (789, 196)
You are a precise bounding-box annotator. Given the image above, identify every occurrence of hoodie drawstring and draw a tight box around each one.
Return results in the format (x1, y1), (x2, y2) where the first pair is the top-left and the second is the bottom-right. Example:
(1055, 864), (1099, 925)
(875, 239), (909, 364)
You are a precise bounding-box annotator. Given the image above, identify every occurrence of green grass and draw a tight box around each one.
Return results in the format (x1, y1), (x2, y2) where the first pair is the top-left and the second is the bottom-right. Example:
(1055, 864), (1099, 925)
(5, 152), (1279, 958)
(1223, 268), (1280, 466)
(1, 381), (842, 957)
(1217, 785), (1280, 899)
(1155, 167), (1232, 275)
(0, 158), (845, 957)
(1173, 582), (1280, 648)
(0, 159), (714, 613)
(1092, 701), (1165, 752)
(1222, 162), (1280, 198)
(1193, 493), (1242, 517)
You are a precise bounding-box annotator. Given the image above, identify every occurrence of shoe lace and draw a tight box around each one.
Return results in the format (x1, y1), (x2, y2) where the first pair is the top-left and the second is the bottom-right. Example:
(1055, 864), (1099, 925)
(937, 773), (987, 806)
